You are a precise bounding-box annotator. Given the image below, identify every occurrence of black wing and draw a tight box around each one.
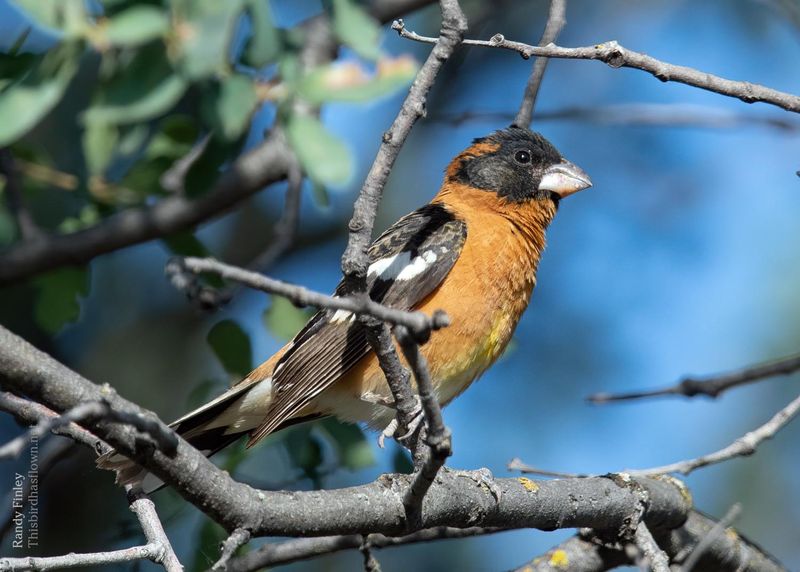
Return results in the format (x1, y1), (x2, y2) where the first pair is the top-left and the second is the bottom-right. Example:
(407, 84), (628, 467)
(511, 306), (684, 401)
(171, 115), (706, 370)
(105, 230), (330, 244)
(248, 202), (467, 444)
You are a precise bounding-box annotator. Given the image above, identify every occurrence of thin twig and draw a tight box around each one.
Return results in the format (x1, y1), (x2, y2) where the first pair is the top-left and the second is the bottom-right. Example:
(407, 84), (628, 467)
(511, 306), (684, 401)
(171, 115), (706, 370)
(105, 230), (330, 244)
(395, 325), (452, 525)
(359, 538), (382, 572)
(127, 488), (183, 572)
(212, 528), (251, 571)
(0, 397), (177, 460)
(0, 545), (165, 570)
(435, 104), (800, 131)
(170, 256), (449, 339)
(340, 0), (468, 292)
(633, 521), (671, 572)
(392, 21), (800, 113)
(0, 392), (102, 453)
(226, 527), (505, 571)
(0, 132), (294, 286)
(629, 392), (800, 476)
(680, 503), (741, 572)
(514, 0), (567, 127)
(588, 353), (800, 403)
(365, 321), (421, 455)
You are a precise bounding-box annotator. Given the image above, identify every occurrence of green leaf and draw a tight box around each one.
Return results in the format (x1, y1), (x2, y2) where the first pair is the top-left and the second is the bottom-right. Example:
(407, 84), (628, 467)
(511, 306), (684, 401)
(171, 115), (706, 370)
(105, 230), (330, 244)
(58, 204), (100, 233)
(332, 0), (382, 61)
(310, 180), (330, 208)
(243, 0), (281, 68)
(320, 418), (374, 471)
(286, 114), (352, 186)
(82, 120), (118, 175)
(297, 58), (418, 105)
(84, 73), (187, 125)
(207, 319), (253, 378)
(173, 0), (245, 79)
(203, 74), (258, 141)
(0, 42), (80, 146)
(104, 5), (169, 47)
(34, 267), (90, 334)
(11, 0), (88, 36)
(263, 297), (312, 341)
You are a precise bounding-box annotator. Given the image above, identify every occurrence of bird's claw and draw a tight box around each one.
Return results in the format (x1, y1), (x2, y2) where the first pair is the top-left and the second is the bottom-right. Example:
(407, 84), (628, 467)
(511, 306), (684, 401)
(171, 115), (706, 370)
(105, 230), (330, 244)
(377, 397), (424, 448)
(378, 419), (397, 449)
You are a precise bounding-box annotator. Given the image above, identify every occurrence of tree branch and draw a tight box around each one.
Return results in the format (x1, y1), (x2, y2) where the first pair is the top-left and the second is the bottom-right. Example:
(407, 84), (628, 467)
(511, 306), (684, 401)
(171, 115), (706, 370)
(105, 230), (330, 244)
(127, 488), (182, 572)
(434, 104), (800, 131)
(169, 256), (449, 339)
(0, 1), (433, 287)
(633, 521), (670, 572)
(226, 527), (504, 572)
(340, 0), (468, 291)
(514, 510), (784, 572)
(395, 326), (452, 524)
(630, 392), (800, 476)
(392, 22), (800, 113)
(0, 325), (694, 539)
(0, 133), (293, 286)
(588, 352), (800, 403)
(514, 0), (567, 127)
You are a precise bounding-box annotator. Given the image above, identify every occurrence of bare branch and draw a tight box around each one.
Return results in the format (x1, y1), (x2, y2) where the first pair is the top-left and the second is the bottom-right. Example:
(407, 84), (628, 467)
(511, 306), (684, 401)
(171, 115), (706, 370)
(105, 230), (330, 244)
(395, 325), (452, 524)
(634, 521), (671, 572)
(514, 0), (567, 127)
(226, 527), (504, 571)
(169, 256), (449, 339)
(127, 488), (182, 572)
(435, 104), (800, 131)
(0, 545), (165, 571)
(630, 392), (800, 476)
(212, 528), (251, 571)
(340, 0), (468, 291)
(0, 399), (176, 459)
(515, 510), (784, 572)
(0, 392), (102, 453)
(680, 503), (741, 572)
(0, 133), (294, 286)
(392, 22), (800, 113)
(588, 353), (800, 403)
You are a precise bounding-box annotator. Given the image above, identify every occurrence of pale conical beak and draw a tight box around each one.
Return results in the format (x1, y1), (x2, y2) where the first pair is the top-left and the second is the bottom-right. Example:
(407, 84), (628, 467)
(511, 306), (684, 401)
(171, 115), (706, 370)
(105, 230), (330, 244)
(539, 159), (592, 198)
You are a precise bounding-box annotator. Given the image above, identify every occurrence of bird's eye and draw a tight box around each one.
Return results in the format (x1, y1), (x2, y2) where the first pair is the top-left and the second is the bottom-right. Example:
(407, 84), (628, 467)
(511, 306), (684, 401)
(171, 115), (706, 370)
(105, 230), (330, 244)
(514, 150), (531, 164)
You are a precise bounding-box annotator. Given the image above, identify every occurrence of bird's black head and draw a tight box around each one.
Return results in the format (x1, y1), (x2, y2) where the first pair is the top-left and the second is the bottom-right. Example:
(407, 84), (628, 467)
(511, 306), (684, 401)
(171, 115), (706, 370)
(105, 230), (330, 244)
(449, 127), (591, 203)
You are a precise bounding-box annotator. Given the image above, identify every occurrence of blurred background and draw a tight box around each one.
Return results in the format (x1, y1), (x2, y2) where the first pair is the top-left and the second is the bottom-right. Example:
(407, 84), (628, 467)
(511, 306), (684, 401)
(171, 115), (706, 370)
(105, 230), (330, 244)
(1, 0), (799, 570)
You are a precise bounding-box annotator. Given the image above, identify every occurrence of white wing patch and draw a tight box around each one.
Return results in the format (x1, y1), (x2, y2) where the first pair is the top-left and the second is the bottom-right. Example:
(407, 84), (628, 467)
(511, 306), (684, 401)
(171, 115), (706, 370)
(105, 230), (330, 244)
(330, 309), (355, 323)
(368, 250), (439, 282)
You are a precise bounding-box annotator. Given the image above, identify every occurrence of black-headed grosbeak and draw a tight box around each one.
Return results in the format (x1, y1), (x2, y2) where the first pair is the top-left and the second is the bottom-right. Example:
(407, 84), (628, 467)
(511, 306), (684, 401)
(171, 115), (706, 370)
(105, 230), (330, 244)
(100, 126), (591, 489)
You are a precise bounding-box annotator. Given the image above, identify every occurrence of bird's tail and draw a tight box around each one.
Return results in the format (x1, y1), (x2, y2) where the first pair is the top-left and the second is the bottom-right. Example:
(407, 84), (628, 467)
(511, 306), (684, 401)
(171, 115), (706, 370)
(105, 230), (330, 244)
(96, 376), (272, 493)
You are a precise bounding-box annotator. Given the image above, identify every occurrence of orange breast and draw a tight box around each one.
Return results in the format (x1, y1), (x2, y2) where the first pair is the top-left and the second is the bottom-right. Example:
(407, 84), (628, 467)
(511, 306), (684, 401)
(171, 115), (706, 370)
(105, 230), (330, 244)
(321, 185), (556, 426)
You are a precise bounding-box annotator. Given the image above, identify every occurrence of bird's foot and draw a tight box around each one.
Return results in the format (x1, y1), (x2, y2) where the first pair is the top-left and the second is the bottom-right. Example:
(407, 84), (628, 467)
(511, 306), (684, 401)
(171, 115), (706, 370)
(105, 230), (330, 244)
(377, 397), (424, 448)
(444, 467), (503, 502)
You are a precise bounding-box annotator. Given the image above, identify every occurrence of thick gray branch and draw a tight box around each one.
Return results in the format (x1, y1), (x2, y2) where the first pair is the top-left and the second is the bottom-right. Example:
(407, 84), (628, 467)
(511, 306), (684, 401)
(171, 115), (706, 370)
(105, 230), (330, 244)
(0, 324), (692, 538)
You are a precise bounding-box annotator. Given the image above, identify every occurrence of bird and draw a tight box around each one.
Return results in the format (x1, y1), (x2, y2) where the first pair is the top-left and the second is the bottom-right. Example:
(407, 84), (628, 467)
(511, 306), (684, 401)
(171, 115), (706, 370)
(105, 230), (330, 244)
(98, 126), (591, 491)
